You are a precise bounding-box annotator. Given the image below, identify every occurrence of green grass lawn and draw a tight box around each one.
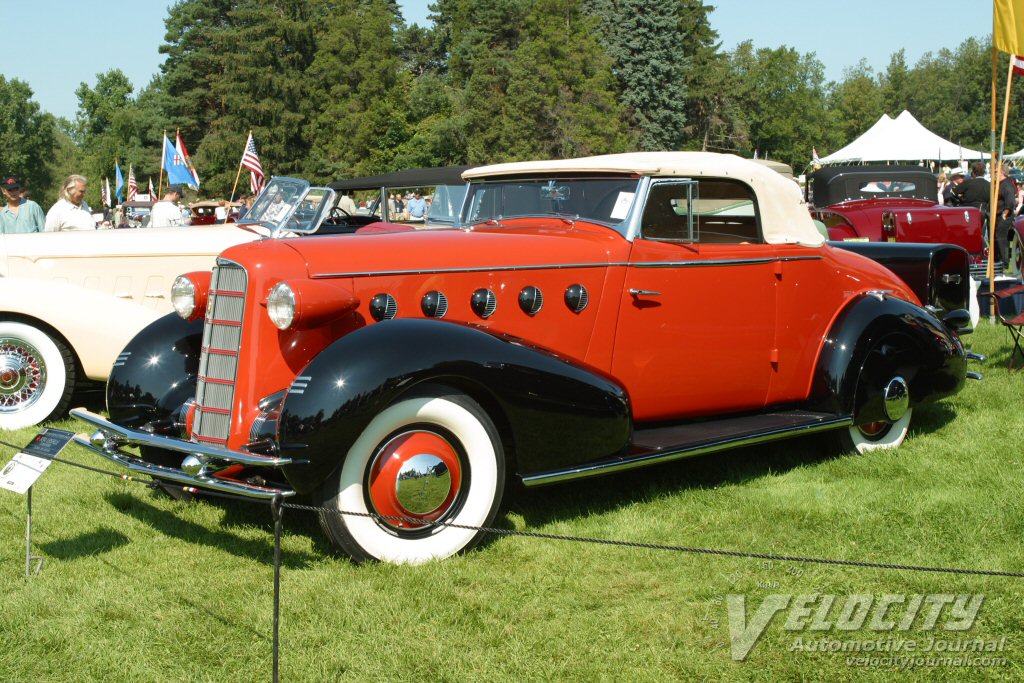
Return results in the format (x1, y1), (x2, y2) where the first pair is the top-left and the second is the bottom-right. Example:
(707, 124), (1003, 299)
(1, 321), (1023, 681)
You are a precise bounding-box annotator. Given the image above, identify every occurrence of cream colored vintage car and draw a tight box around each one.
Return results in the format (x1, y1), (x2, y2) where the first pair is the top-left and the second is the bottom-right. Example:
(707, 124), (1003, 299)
(0, 226), (258, 429)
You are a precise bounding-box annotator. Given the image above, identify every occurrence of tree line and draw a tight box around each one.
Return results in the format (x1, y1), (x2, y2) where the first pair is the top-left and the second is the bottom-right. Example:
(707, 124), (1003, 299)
(0, 0), (1020, 209)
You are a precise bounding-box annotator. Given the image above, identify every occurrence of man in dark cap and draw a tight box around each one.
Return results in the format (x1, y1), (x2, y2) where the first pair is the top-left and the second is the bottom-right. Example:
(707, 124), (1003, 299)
(150, 184), (185, 228)
(0, 176), (45, 233)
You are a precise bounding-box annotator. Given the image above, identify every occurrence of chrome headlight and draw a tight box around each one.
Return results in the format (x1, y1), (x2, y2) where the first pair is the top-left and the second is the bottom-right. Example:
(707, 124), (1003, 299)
(268, 282), (296, 330)
(171, 275), (196, 319)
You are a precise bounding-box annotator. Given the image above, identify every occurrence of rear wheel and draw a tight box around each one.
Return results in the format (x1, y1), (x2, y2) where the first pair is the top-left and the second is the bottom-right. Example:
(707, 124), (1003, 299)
(317, 388), (505, 564)
(0, 321), (76, 430)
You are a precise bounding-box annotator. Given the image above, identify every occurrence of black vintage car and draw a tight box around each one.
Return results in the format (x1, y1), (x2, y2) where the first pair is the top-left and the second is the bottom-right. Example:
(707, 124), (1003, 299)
(325, 166), (471, 232)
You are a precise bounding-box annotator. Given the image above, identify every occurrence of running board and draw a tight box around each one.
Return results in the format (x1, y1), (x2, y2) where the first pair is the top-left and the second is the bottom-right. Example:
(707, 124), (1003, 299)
(521, 410), (852, 486)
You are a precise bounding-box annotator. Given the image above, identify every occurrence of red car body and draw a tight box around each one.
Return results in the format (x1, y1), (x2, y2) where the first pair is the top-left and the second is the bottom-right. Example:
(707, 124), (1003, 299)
(74, 155), (976, 564)
(808, 165), (984, 258)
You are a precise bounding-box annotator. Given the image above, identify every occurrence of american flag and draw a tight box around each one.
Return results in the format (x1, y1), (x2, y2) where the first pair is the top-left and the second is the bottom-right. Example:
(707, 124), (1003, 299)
(241, 133), (265, 194)
(127, 165), (137, 202)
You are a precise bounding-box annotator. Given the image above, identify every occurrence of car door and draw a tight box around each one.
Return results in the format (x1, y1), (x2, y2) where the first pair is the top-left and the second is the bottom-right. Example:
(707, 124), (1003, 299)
(612, 178), (778, 422)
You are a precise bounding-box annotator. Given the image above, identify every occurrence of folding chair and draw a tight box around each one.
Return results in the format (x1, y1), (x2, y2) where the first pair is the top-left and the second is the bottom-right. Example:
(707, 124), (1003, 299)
(981, 283), (1024, 369)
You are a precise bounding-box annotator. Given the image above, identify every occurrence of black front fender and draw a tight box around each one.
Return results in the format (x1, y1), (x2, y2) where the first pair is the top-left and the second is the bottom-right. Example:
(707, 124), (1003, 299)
(811, 294), (967, 422)
(278, 319), (631, 494)
(106, 313), (203, 431)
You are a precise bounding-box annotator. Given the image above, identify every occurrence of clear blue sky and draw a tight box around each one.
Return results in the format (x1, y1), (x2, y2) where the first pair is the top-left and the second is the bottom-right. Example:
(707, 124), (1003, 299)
(2, 1), (992, 121)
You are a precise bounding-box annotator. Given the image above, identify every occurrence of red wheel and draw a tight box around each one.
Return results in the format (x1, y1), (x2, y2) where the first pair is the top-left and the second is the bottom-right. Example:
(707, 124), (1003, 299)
(317, 388), (505, 564)
(366, 430), (464, 530)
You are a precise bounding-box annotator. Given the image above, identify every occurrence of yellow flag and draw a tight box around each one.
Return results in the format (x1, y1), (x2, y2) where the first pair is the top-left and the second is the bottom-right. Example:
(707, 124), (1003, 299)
(995, 0), (1024, 54)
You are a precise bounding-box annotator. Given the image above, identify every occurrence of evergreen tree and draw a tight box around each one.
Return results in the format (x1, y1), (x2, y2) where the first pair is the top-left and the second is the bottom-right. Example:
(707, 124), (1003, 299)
(305, 0), (407, 179)
(585, 0), (689, 150)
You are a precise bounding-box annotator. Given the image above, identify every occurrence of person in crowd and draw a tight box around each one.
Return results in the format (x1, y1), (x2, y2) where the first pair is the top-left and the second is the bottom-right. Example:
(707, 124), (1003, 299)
(393, 192), (405, 220)
(150, 185), (185, 227)
(407, 191), (427, 220)
(949, 161), (990, 214)
(337, 191), (357, 215)
(44, 174), (96, 231)
(941, 167), (966, 205)
(995, 162), (1018, 264)
(0, 176), (45, 233)
(214, 201), (228, 224)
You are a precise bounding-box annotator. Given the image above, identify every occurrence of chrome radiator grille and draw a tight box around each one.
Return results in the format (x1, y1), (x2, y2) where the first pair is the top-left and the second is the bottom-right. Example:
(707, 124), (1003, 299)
(192, 259), (247, 444)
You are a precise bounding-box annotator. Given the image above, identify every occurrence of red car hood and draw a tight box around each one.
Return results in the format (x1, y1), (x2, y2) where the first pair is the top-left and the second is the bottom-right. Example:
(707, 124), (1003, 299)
(284, 221), (625, 277)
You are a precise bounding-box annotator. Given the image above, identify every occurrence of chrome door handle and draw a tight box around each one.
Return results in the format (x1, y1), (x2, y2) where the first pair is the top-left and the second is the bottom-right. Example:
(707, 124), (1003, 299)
(629, 289), (661, 297)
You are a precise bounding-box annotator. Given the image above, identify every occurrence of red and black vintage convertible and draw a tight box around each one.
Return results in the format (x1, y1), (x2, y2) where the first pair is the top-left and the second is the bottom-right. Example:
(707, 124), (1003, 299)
(73, 153), (979, 563)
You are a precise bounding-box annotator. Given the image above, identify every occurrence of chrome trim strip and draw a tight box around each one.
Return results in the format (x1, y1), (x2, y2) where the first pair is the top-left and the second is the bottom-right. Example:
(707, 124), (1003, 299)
(520, 415), (853, 487)
(310, 255), (822, 279)
(71, 408), (293, 467)
(71, 434), (295, 500)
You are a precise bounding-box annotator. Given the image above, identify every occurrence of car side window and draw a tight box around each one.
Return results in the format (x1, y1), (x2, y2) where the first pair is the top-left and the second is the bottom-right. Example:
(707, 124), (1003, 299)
(641, 178), (762, 244)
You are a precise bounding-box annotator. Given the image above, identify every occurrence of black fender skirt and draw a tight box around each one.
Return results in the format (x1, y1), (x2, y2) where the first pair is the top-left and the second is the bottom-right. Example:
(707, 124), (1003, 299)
(278, 319), (631, 494)
(106, 313), (204, 431)
(810, 294), (967, 422)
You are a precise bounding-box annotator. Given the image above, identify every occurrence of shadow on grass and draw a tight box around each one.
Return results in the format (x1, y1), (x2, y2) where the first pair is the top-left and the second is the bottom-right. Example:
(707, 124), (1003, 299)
(103, 491), (320, 568)
(38, 526), (131, 559)
(510, 404), (958, 529)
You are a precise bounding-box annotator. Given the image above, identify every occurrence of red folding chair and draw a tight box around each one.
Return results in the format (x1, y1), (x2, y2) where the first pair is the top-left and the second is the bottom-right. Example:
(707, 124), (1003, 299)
(981, 283), (1024, 369)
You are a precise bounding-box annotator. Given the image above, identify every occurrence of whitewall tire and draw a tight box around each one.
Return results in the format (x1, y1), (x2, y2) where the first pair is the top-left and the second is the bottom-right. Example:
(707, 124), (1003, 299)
(317, 388), (505, 564)
(0, 321), (76, 430)
(839, 409), (912, 454)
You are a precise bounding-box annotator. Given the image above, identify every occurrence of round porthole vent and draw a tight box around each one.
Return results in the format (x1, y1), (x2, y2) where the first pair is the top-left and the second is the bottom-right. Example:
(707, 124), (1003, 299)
(564, 284), (589, 314)
(421, 290), (449, 318)
(370, 293), (398, 321)
(471, 288), (497, 318)
(518, 286), (544, 316)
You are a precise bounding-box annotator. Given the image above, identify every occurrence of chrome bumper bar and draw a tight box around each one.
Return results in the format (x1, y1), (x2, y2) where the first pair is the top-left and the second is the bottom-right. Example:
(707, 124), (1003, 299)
(70, 408), (295, 500)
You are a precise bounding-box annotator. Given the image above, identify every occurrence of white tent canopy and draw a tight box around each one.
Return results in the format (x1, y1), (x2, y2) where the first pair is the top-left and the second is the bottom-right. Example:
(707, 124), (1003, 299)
(819, 110), (988, 165)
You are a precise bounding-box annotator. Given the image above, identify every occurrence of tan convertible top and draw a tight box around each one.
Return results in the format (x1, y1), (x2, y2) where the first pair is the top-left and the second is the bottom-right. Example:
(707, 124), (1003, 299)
(463, 152), (823, 246)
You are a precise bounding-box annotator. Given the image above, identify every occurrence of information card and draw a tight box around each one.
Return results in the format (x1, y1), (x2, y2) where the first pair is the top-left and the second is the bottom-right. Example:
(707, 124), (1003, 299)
(0, 429), (75, 494)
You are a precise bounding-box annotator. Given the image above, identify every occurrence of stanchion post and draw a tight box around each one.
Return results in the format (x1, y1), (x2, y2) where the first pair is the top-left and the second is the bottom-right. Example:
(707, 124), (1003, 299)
(25, 486), (42, 577)
(271, 493), (283, 683)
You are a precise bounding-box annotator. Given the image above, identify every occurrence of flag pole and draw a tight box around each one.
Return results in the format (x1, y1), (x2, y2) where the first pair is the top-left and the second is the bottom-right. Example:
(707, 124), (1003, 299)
(158, 130), (166, 198)
(229, 130), (250, 203)
(987, 44), (998, 320)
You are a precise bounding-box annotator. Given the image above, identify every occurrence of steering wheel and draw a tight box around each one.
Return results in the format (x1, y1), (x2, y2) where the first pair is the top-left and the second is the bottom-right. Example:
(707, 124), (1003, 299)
(329, 206), (352, 221)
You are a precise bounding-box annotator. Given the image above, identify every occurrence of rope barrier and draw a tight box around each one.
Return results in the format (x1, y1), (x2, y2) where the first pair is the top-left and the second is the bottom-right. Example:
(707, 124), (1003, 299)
(5, 435), (1023, 578)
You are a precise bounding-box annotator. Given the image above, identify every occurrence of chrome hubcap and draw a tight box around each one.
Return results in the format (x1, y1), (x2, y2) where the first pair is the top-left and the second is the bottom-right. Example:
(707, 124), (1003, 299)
(0, 338), (46, 413)
(883, 376), (909, 421)
(395, 453), (452, 515)
(367, 430), (463, 531)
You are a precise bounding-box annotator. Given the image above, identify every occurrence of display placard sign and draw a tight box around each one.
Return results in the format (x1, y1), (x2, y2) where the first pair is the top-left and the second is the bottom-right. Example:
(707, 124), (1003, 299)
(0, 429), (75, 494)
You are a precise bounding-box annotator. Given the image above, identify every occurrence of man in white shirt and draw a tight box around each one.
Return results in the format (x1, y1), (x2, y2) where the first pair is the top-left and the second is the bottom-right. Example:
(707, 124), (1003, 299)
(44, 175), (96, 231)
(150, 185), (185, 227)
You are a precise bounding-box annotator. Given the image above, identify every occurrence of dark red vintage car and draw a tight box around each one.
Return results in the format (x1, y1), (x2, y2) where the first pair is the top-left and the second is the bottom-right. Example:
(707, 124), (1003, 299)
(73, 154), (979, 564)
(808, 165), (986, 268)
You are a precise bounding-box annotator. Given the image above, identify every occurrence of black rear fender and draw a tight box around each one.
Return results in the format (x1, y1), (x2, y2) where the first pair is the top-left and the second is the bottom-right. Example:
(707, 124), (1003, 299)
(278, 319), (630, 494)
(811, 294), (966, 423)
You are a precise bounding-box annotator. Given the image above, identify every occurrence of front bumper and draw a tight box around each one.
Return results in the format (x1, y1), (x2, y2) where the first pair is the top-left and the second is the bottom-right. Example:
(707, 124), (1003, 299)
(70, 408), (296, 499)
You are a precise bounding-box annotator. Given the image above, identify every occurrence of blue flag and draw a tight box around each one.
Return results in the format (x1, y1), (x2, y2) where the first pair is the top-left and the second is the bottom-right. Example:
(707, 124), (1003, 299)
(115, 161), (124, 203)
(163, 135), (196, 186)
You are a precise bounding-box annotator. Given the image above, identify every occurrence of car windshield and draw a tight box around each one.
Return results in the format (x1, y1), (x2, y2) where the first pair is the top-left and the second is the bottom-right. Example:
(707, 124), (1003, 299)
(461, 176), (641, 228)
(238, 177), (335, 235)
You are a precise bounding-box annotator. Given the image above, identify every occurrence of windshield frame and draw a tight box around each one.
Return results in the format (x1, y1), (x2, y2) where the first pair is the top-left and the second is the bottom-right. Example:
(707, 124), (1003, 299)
(237, 176), (336, 237)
